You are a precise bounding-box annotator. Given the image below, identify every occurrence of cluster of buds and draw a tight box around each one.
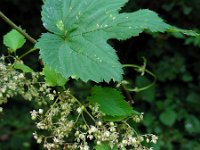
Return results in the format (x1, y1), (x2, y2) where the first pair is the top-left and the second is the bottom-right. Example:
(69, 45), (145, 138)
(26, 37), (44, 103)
(32, 94), (158, 150)
(0, 57), (54, 110)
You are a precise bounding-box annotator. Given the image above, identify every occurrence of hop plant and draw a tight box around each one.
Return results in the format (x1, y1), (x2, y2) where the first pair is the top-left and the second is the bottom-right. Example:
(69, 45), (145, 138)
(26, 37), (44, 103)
(0, 0), (199, 149)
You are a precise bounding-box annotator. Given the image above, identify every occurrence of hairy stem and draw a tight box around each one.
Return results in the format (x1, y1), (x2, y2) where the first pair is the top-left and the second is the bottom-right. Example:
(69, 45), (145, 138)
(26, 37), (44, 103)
(0, 10), (37, 44)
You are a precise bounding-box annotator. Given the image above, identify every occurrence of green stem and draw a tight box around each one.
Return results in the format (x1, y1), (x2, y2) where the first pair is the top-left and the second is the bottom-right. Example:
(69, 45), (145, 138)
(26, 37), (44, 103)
(0, 10), (37, 44)
(44, 95), (60, 117)
(123, 121), (138, 136)
(81, 113), (89, 128)
(84, 109), (96, 122)
(74, 113), (81, 125)
(19, 48), (39, 59)
(122, 64), (157, 92)
(68, 93), (96, 122)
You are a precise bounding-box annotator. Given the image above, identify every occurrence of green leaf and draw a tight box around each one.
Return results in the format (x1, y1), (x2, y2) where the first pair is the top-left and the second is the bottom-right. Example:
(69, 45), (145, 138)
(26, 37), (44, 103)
(87, 86), (133, 118)
(143, 113), (156, 127)
(95, 143), (117, 150)
(185, 36), (200, 47)
(168, 27), (200, 37)
(103, 115), (127, 122)
(186, 92), (199, 104)
(185, 115), (200, 134)
(43, 65), (67, 86)
(182, 73), (193, 82)
(13, 64), (34, 73)
(104, 109), (139, 121)
(159, 109), (177, 126)
(36, 0), (173, 82)
(3, 29), (26, 52)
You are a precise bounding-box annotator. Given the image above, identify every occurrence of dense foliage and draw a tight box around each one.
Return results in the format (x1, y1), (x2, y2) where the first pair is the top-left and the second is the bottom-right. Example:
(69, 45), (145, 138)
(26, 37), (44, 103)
(0, 0), (200, 150)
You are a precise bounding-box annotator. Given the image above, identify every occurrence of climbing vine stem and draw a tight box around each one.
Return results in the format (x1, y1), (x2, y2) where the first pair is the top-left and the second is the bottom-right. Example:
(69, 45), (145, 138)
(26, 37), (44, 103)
(0, 10), (37, 44)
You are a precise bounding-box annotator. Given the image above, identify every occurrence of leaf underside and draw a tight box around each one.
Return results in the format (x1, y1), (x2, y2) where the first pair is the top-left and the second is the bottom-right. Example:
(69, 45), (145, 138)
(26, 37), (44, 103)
(36, 0), (177, 83)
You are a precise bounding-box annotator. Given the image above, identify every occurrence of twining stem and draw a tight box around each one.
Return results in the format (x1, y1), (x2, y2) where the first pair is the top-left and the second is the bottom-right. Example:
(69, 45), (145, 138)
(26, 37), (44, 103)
(0, 10), (37, 44)
(19, 48), (39, 59)
(122, 64), (157, 92)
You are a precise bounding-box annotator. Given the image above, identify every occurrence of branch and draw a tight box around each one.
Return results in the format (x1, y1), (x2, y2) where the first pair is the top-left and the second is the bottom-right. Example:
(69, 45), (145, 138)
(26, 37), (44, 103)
(0, 10), (37, 44)
(121, 84), (134, 104)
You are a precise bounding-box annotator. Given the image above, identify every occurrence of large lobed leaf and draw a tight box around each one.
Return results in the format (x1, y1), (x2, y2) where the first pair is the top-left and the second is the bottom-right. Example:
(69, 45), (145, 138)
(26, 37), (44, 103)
(36, 0), (183, 83)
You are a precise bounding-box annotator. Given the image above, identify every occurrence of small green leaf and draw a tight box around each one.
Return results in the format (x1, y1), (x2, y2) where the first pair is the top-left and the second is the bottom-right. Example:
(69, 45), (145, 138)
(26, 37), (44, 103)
(182, 73), (193, 82)
(95, 143), (118, 150)
(159, 109), (177, 126)
(186, 92), (199, 104)
(143, 113), (156, 126)
(14, 64), (34, 73)
(43, 65), (67, 87)
(87, 86), (133, 118)
(3, 29), (26, 52)
(185, 115), (200, 134)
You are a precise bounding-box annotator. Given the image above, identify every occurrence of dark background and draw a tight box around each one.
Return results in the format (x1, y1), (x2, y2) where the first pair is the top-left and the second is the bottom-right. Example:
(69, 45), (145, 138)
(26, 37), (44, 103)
(0, 0), (200, 149)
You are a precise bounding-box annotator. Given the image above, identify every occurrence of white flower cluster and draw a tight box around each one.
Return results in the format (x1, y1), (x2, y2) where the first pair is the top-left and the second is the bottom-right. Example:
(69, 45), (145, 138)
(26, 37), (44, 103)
(0, 57), (55, 110)
(31, 90), (80, 149)
(31, 92), (158, 150)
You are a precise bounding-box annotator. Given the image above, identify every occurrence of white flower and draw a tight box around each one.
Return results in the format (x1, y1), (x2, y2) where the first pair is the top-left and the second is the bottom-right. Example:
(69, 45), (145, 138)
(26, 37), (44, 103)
(146, 138), (150, 143)
(30, 110), (38, 120)
(109, 122), (114, 126)
(53, 137), (60, 143)
(38, 109), (43, 114)
(18, 73), (24, 79)
(87, 135), (94, 140)
(36, 122), (46, 129)
(37, 137), (42, 143)
(48, 94), (54, 100)
(109, 126), (116, 132)
(88, 126), (97, 134)
(79, 134), (86, 141)
(104, 131), (110, 137)
(77, 107), (82, 113)
(151, 135), (158, 143)
(80, 144), (89, 150)
(97, 141), (101, 145)
(0, 107), (3, 112)
(97, 121), (102, 126)
(122, 139), (128, 145)
(130, 137), (137, 144)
